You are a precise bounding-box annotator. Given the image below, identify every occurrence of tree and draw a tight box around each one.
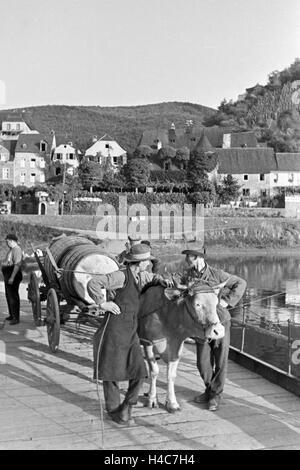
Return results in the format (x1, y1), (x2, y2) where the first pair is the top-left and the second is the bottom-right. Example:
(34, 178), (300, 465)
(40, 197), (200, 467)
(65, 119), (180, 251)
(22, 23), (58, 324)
(187, 150), (218, 184)
(78, 160), (104, 192)
(122, 158), (151, 190)
(134, 145), (153, 158)
(216, 175), (241, 204)
(175, 147), (190, 161)
(157, 146), (176, 161)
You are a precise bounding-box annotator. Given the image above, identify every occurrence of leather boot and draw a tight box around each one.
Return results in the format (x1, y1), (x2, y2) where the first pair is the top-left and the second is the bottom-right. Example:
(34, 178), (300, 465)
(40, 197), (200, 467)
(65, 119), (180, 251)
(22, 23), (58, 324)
(110, 403), (135, 426)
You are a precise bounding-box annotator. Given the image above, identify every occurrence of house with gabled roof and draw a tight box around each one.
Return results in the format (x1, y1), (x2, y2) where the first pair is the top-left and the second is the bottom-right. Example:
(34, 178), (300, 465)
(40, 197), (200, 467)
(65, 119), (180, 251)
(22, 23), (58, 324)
(0, 115), (34, 140)
(84, 133), (127, 171)
(216, 147), (277, 198)
(14, 133), (50, 186)
(271, 153), (300, 194)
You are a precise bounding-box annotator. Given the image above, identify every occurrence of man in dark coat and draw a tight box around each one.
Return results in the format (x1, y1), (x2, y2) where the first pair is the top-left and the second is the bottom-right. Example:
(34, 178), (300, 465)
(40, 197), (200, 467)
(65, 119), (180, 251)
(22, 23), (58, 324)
(87, 243), (171, 426)
(174, 247), (247, 411)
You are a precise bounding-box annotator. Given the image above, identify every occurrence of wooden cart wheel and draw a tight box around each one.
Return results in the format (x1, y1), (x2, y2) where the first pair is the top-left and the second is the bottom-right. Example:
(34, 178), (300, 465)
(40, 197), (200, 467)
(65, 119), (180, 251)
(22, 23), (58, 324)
(28, 272), (42, 326)
(46, 288), (60, 353)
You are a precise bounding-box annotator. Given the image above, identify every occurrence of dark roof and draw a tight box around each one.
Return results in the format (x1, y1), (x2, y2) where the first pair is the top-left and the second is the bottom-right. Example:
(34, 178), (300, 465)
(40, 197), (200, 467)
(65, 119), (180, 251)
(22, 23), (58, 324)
(0, 140), (18, 160)
(2, 115), (25, 122)
(194, 134), (214, 153)
(138, 125), (232, 150)
(217, 148), (276, 174)
(15, 133), (50, 154)
(227, 131), (258, 148)
(275, 153), (300, 172)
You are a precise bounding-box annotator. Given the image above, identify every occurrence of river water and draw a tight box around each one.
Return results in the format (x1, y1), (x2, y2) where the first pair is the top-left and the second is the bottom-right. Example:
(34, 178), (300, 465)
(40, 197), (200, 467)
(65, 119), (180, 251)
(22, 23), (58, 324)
(160, 253), (300, 328)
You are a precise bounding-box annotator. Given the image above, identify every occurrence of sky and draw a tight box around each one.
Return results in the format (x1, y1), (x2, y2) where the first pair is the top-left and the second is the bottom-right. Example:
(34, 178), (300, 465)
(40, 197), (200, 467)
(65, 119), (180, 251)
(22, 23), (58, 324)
(1, 0), (300, 110)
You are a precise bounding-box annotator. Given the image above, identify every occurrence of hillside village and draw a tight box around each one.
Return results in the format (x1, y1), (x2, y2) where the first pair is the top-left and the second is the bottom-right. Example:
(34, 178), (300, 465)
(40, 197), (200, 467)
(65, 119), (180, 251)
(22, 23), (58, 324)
(1, 60), (300, 215)
(0, 112), (300, 215)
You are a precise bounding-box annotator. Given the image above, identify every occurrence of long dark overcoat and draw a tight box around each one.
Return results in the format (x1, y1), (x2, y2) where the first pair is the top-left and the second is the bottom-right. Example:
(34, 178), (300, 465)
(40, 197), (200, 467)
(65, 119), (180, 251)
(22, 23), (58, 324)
(93, 268), (147, 381)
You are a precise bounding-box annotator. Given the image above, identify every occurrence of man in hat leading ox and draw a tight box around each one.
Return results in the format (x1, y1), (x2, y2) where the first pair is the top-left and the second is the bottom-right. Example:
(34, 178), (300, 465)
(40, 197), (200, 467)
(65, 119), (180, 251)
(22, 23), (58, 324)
(1, 234), (23, 325)
(87, 243), (172, 426)
(174, 247), (247, 411)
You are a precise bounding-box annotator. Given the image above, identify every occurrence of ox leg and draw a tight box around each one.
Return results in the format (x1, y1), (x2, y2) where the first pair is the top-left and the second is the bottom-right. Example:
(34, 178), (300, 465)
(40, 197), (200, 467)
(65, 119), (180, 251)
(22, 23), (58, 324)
(165, 342), (183, 413)
(144, 345), (159, 408)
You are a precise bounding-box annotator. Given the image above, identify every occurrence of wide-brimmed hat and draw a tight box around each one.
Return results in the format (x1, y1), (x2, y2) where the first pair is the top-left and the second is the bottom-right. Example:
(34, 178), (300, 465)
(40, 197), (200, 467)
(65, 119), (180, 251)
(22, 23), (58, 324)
(181, 247), (206, 257)
(6, 233), (18, 242)
(124, 243), (155, 263)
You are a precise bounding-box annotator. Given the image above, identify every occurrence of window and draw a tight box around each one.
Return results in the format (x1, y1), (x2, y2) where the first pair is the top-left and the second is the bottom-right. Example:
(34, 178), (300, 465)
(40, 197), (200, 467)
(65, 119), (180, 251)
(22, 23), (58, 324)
(288, 173), (294, 182)
(69, 153), (74, 160)
(55, 168), (61, 176)
(40, 174), (45, 183)
(2, 168), (9, 179)
(105, 144), (110, 149)
(273, 174), (278, 183)
(40, 142), (46, 152)
(242, 189), (250, 196)
(113, 156), (118, 164)
(40, 158), (45, 168)
(20, 158), (25, 168)
(30, 158), (36, 168)
(56, 153), (61, 160)
(6, 124), (11, 131)
(164, 161), (170, 171)
(30, 173), (36, 183)
(170, 139), (176, 144)
(259, 174), (265, 181)
(0, 154), (7, 162)
(243, 174), (248, 181)
(16, 124), (20, 131)
(20, 171), (26, 183)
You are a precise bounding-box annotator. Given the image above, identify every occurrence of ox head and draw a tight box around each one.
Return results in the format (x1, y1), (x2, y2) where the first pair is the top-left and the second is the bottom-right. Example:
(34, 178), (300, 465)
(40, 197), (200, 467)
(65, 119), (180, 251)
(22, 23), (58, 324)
(164, 281), (227, 341)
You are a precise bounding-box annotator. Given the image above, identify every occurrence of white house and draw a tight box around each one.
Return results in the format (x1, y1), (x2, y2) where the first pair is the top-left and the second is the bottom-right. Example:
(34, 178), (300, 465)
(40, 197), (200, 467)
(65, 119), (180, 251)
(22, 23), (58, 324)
(84, 133), (127, 170)
(52, 142), (79, 176)
(270, 153), (300, 194)
(0, 115), (34, 140)
(216, 147), (277, 198)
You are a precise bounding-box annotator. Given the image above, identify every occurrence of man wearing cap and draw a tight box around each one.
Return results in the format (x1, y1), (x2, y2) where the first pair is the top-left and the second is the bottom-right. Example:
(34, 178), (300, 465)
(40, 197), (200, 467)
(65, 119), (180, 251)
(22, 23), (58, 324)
(117, 235), (142, 265)
(87, 243), (171, 426)
(174, 247), (246, 411)
(1, 234), (23, 325)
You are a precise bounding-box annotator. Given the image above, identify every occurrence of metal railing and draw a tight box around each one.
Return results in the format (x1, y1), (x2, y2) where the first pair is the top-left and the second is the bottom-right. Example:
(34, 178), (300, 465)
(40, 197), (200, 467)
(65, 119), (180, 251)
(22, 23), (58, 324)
(230, 306), (300, 380)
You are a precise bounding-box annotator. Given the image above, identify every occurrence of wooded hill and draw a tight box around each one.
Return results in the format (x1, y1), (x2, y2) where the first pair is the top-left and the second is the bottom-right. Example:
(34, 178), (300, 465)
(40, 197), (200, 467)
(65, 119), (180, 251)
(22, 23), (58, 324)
(203, 58), (300, 152)
(0, 102), (216, 153)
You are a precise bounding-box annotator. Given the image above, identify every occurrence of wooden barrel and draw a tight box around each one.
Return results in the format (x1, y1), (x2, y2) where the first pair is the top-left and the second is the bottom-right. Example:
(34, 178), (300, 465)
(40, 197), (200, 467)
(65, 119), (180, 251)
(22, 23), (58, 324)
(44, 235), (95, 285)
(44, 235), (119, 304)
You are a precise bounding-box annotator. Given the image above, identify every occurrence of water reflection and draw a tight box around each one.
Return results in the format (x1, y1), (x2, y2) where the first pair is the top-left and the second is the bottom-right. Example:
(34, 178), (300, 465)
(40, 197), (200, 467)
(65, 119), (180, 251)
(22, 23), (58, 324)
(160, 254), (300, 326)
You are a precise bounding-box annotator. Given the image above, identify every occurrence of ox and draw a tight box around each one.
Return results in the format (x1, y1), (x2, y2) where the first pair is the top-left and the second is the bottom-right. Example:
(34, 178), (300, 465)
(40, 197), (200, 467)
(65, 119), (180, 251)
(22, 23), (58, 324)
(138, 281), (226, 413)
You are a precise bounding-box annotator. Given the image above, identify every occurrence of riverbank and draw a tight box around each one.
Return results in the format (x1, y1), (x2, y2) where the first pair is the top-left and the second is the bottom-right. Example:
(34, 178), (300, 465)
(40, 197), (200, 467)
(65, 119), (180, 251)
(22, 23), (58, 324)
(1, 217), (300, 260)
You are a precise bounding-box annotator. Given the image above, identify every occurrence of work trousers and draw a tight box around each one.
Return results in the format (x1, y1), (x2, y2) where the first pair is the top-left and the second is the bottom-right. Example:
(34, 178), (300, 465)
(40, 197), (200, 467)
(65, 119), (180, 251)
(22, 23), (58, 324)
(195, 320), (231, 399)
(2, 266), (22, 322)
(103, 379), (144, 413)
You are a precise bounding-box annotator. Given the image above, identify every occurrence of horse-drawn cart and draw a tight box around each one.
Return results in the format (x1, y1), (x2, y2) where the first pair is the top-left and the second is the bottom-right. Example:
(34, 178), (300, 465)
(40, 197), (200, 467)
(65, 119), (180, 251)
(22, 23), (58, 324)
(27, 235), (119, 352)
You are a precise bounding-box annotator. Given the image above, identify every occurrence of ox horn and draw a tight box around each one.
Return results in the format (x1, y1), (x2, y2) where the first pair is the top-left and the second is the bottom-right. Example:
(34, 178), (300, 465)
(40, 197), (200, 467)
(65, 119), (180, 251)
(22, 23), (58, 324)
(212, 280), (228, 295)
